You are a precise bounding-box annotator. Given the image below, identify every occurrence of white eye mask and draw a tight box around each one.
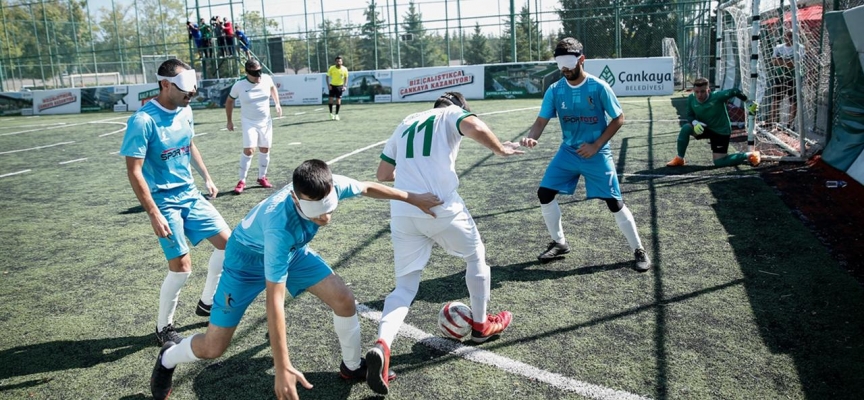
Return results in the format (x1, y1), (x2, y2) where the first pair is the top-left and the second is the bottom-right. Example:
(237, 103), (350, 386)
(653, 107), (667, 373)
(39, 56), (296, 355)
(295, 188), (339, 219)
(156, 69), (198, 93)
(555, 55), (579, 71)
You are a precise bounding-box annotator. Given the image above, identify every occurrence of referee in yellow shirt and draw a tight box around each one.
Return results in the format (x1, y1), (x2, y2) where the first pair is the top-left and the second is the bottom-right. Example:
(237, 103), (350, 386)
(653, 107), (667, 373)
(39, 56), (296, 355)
(326, 55), (349, 121)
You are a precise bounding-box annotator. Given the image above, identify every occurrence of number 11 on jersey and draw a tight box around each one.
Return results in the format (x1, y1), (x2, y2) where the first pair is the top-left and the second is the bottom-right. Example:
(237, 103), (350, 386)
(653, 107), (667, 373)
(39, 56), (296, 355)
(402, 115), (436, 158)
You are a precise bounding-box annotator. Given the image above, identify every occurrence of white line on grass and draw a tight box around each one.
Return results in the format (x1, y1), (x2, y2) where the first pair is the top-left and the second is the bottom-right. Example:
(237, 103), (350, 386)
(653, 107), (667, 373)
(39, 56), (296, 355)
(288, 142), (301, 145)
(59, 158), (87, 165)
(626, 119), (686, 123)
(326, 141), (387, 164)
(0, 141), (75, 155)
(110, 151), (120, 155)
(93, 121), (127, 137)
(1, 116), (127, 136)
(477, 106), (540, 116)
(0, 122), (67, 130)
(0, 169), (31, 178)
(197, 132), (209, 136)
(356, 304), (651, 400)
(293, 112), (307, 116)
(313, 108), (324, 112)
(273, 116), (286, 120)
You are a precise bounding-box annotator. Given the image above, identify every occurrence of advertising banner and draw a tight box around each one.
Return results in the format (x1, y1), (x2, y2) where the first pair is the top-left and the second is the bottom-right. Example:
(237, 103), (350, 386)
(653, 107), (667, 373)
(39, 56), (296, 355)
(0, 91), (34, 116)
(272, 74), (322, 106)
(32, 89), (81, 115)
(583, 57), (674, 96)
(484, 63), (562, 99)
(320, 70), (393, 103)
(80, 86), (128, 113)
(125, 84), (159, 112)
(191, 78), (239, 109)
(391, 66), (485, 102)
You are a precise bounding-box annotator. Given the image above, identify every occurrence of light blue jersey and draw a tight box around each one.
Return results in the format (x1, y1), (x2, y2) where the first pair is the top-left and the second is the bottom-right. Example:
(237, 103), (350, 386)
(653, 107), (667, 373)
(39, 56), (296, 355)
(229, 174), (363, 283)
(120, 99), (197, 194)
(539, 74), (622, 152)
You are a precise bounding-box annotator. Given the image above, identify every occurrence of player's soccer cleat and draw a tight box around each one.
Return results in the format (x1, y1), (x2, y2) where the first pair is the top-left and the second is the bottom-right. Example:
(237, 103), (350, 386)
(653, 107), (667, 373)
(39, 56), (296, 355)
(335, 114), (341, 121)
(195, 300), (211, 317)
(365, 339), (392, 395)
(471, 311), (513, 343)
(155, 324), (183, 347)
(234, 180), (246, 194)
(666, 156), (686, 167)
(329, 113), (335, 120)
(257, 176), (273, 188)
(748, 151), (761, 167)
(538, 241), (571, 262)
(340, 357), (397, 381)
(634, 248), (652, 272)
(151, 341), (176, 400)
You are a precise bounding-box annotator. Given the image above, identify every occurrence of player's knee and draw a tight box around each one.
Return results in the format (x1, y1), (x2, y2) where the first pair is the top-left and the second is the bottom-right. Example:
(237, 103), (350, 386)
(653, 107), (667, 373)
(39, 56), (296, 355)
(604, 198), (623, 213)
(537, 187), (558, 204)
(242, 148), (254, 156)
(330, 288), (357, 317)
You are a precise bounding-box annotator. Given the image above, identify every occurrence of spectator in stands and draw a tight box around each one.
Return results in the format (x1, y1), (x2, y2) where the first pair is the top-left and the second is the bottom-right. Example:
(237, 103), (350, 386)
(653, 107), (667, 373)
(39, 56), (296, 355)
(199, 18), (213, 58)
(235, 26), (251, 59)
(223, 19), (235, 57)
(770, 30), (802, 129)
(212, 16), (225, 57)
(186, 21), (203, 59)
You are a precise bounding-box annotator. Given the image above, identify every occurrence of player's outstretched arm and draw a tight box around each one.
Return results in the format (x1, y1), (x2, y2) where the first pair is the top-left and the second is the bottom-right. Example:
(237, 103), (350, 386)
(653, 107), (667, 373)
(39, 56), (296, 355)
(519, 117), (550, 148)
(359, 181), (442, 217)
(265, 280), (313, 399)
(459, 115), (524, 156)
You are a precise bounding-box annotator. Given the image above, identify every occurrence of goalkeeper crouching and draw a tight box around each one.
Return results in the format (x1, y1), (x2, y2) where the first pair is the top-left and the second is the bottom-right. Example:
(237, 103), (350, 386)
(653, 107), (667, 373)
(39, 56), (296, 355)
(667, 77), (761, 168)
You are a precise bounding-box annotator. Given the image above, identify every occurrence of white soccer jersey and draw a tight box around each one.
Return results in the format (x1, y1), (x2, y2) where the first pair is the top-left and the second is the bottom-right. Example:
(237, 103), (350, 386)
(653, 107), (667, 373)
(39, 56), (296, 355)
(380, 105), (475, 218)
(229, 74), (275, 123)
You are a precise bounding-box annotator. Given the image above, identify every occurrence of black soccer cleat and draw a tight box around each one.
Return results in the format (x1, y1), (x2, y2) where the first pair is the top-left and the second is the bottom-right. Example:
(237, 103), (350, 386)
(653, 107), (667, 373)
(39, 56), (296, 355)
(538, 241), (571, 263)
(634, 248), (652, 272)
(339, 357), (396, 381)
(195, 300), (212, 317)
(155, 324), (183, 347)
(150, 341), (176, 400)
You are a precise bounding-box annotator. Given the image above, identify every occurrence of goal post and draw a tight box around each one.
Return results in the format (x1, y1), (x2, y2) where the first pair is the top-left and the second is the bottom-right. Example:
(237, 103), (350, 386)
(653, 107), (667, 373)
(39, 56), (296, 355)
(67, 72), (121, 88)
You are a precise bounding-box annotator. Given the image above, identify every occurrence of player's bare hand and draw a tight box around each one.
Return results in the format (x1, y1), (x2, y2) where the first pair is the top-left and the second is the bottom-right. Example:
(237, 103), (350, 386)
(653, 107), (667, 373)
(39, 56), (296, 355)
(408, 192), (443, 218)
(204, 179), (219, 199)
(148, 212), (172, 238)
(499, 141), (525, 156)
(276, 106), (283, 118)
(576, 142), (599, 158)
(520, 137), (538, 148)
(274, 367), (313, 400)
(227, 121), (234, 131)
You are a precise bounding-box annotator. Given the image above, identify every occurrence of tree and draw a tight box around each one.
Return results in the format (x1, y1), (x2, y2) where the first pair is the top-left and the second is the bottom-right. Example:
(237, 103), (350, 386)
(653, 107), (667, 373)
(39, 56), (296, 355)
(357, 1), (390, 70)
(464, 23), (491, 65)
(399, 1), (444, 68)
(499, 4), (548, 63)
(237, 10), (278, 39)
(314, 19), (360, 73)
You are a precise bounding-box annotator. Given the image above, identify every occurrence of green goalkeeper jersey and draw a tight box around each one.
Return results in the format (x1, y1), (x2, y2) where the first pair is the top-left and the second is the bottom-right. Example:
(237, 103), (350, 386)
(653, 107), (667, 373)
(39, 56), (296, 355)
(687, 88), (746, 136)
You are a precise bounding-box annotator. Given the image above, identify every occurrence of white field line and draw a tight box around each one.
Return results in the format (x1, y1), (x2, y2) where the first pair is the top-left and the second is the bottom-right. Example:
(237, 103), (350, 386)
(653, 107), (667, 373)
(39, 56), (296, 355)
(477, 106), (540, 116)
(293, 112), (306, 116)
(0, 169), (31, 178)
(273, 116), (286, 120)
(356, 304), (651, 400)
(59, 158), (87, 165)
(625, 119), (686, 123)
(0, 141), (75, 155)
(0, 122), (68, 130)
(196, 132), (209, 137)
(313, 108), (324, 112)
(110, 151), (120, 155)
(1, 115), (127, 136)
(288, 142), (301, 145)
(93, 121), (127, 137)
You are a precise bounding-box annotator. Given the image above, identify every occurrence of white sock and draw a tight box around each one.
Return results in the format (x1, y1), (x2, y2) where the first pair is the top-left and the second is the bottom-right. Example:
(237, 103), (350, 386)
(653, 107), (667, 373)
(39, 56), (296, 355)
(541, 200), (565, 244)
(465, 246), (490, 325)
(378, 271), (422, 347)
(239, 153), (253, 181)
(613, 204), (643, 251)
(200, 249), (224, 305)
(332, 313), (362, 371)
(158, 271), (190, 331)
(161, 333), (200, 369)
(258, 152), (270, 179)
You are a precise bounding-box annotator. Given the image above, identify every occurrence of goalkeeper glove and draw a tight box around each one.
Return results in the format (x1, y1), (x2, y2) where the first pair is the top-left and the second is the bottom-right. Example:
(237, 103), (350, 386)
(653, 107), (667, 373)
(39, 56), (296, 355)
(747, 101), (759, 116)
(692, 120), (706, 135)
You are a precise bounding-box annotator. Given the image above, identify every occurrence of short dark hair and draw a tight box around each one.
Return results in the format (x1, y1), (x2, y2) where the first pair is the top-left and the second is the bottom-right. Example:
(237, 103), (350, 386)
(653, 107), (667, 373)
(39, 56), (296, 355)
(245, 59), (261, 70)
(335, 55), (343, 60)
(433, 91), (470, 112)
(292, 160), (333, 200)
(157, 59), (191, 78)
(554, 37), (583, 57)
(693, 77), (709, 87)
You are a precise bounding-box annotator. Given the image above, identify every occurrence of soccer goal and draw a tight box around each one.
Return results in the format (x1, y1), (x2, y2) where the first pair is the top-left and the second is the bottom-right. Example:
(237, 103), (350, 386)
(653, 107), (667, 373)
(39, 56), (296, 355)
(68, 72), (121, 88)
(715, 0), (829, 160)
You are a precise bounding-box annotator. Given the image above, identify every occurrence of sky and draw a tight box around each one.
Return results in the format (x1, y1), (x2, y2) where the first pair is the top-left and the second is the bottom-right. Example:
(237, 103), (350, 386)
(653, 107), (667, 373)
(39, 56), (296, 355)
(90, 0), (563, 37)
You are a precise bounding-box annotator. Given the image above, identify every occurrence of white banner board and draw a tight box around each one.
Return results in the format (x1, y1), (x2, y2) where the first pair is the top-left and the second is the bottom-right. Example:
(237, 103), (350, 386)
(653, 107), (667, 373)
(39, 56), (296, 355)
(583, 57), (674, 96)
(124, 84), (160, 112)
(32, 89), (81, 115)
(391, 66), (485, 102)
(273, 74), (322, 106)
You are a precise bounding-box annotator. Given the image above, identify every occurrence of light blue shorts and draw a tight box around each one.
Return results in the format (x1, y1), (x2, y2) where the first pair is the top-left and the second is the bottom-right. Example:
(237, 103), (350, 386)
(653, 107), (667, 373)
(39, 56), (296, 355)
(539, 145), (622, 200)
(154, 187), (229, 261)
(209, 236), (333, 328)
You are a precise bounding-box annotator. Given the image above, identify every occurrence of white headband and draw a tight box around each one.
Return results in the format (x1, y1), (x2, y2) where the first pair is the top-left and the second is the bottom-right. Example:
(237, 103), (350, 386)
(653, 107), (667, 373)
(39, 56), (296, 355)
(156, 69), (198, 93)
(555, 55), (579, 71)
(295, 188), (339, 219)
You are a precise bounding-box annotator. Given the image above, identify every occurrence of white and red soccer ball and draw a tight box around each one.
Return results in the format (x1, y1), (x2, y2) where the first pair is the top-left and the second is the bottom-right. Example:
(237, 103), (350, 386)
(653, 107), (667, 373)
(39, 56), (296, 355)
(437, 301), (473, 339)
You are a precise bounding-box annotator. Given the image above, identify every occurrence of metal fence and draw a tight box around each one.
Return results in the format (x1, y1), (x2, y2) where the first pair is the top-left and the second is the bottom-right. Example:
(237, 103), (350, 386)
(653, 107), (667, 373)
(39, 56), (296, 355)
(0, 0), (715, 90)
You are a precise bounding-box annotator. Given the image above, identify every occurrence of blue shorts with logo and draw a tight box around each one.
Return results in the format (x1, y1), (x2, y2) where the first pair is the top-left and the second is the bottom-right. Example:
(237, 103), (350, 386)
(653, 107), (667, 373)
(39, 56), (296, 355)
(540, 145), (622, 200)
(153, 186), (229, 260)
(209, 236), (334, 328)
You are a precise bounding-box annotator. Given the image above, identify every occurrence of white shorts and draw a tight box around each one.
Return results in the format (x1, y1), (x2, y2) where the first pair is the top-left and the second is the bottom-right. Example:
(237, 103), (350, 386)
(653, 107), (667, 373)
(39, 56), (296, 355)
(390, 209), (484, 277)
(241, 118), (273, 149)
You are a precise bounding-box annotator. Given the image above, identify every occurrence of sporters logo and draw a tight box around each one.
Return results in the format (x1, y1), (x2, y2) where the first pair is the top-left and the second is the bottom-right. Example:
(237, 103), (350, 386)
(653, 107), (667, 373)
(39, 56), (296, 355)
(160, 145), (191, 161)
(561, 115), (599, 124)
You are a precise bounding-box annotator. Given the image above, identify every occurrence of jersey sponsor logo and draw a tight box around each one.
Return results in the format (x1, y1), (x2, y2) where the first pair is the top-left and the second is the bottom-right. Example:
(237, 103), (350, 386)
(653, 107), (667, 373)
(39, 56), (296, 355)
(561, 115), (599, 124)
(160, 145), (191, 161)
(587, 96), (595, 109)
(560, 101), (568, 110)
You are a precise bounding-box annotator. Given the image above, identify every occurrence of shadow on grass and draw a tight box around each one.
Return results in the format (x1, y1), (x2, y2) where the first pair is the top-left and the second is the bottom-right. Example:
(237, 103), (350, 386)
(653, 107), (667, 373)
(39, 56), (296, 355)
(280, 120), (331, 128)
(708, 178), (864, 399)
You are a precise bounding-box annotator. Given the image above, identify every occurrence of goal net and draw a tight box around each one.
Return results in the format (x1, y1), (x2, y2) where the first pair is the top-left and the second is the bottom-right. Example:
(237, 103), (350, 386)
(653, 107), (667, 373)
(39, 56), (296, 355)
(716, 0), (829, 159)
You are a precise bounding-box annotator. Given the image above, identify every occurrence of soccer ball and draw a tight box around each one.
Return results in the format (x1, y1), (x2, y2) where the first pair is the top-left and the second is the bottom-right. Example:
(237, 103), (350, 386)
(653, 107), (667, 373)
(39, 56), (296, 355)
(437, 301), (473, 339)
